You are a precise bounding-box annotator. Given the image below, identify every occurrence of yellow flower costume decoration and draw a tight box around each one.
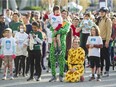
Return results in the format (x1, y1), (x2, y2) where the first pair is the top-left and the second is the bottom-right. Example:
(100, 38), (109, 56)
(65, 47), (85, 82)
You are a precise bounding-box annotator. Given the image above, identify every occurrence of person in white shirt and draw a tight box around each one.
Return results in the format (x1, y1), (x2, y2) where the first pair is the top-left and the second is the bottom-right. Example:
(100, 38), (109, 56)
(45, 5), (63, 55)
(86, 26), (103, 81)
(0, 30), (7, 72)
(1, 28), (16, 80)
(44, 21), (52, 72)
(4, 9), (12, 28)
(14, 24), (28, 77)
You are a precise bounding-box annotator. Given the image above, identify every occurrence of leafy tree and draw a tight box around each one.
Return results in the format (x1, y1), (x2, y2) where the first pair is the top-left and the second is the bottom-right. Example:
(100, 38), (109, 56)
(79, 0), (90, 12)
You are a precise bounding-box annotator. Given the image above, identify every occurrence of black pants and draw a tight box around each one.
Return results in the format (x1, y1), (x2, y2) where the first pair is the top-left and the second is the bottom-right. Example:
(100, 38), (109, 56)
(26, 48), (30, 74)
(101, 40), (110, 72)
(41, 41), (46, 68)
(29, 50), (42, 78)
(0, 58), (2, 69)
(15, 55), (26, 75)
(109, 40), (114, 62)
(64, 55), (68, 72)
(25, 57), (30, 74)
(80, 33), (90, 56)
(80, 33), (90, 67)
(47, 43), (51, 68)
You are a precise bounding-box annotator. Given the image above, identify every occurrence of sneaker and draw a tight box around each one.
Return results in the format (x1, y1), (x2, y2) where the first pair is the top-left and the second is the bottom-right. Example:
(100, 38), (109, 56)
(97, 74), (101, 81)
(47, 51), (50, 53)
(22, 74), (26, 77)
(2, 76), (7, 80)
(59, 75), (63, 82)
(27, 77), (35, 81)
(86, 64), (90, 68)
(14, 74), (18, 78)
(104, 72), (107, 74)
(104, 71), (109, 77)
(58, 49), (62, 55)
(54, 50), (58, 55)
(42, 67), (46, 70)
(97, 77), (101, 81)
(100, 72), (103, 76)
(25, 73), (29, 77)
(36, 77), (41, 81)
(47, 70), (50, 73)
(46, 68), (50, 73)
(13, 69), (16, 73)
(80, 76), (84, 82)
(49, 76), (57, 82)
(94, 74), (98, 78)
(10, 76), (14, 80)
(19, 72), (22, 76)
(89, 76), (95, 81)
(34, 73), (38, 76)
(56, 62), (58, 68)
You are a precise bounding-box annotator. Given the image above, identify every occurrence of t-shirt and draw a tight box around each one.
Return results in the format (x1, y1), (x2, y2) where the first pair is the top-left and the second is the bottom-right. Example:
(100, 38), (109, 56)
(15, 32), (28, 56)
(48, 13), (63, 29)
(1, 37), (16, 55)
(15, 32), (28, 47)
(80, 19), (93, 34)
(86, 36), (103, 57)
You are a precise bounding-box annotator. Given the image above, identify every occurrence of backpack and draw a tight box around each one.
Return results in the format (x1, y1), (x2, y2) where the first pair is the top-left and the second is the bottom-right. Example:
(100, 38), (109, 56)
(96, 16), (108, 25)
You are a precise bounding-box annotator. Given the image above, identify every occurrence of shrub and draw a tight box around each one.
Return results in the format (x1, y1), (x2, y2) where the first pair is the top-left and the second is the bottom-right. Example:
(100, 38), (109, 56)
(22, 6), (42, 10)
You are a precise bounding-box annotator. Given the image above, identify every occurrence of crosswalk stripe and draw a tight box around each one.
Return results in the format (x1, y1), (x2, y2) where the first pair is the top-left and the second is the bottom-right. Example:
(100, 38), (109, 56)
(94, 83), (116, 87)
(0, 68), (116, 87)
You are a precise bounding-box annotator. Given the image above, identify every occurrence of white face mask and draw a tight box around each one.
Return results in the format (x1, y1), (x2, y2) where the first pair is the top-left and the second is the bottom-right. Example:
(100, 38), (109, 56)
(20, 29), (24, 33)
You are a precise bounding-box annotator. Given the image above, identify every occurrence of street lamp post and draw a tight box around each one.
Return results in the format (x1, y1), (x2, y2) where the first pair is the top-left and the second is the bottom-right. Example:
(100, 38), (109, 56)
(68, 0), (70, 11)
(6, 0), (8, 9)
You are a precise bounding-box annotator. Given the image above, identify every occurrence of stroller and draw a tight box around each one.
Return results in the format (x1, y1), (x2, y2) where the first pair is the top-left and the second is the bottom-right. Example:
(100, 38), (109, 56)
(112, 40), (116, 70)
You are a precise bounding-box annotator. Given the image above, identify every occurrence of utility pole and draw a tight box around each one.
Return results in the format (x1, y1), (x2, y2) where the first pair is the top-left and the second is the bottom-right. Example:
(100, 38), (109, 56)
(6, 0), (9, 9)
(68, 0), (70, 11)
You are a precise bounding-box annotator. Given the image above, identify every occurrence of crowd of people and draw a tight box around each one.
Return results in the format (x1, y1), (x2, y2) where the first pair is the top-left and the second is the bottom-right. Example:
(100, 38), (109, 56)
(0, 5), (116, 83)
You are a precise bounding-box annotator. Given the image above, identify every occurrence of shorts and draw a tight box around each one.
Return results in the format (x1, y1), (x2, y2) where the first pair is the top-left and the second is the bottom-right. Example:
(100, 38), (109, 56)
(4, 55), (12, 64)
(89, 56), (101, 68)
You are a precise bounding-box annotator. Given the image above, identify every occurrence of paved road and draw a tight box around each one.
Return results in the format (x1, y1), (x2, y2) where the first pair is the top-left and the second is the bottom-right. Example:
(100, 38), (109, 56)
(0, 67), (116, 87)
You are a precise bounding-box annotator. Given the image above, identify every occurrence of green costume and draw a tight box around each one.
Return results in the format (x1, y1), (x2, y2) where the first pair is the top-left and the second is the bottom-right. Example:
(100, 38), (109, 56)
(50, 20), (70, 77)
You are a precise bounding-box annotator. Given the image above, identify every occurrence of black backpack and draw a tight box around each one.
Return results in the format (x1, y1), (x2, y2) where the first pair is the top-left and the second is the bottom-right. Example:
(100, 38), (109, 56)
(96, 16), (108, 25)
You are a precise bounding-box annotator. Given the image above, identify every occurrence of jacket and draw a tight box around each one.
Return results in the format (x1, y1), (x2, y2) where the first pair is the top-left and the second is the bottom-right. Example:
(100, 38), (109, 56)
(98, 16), (112, 43)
